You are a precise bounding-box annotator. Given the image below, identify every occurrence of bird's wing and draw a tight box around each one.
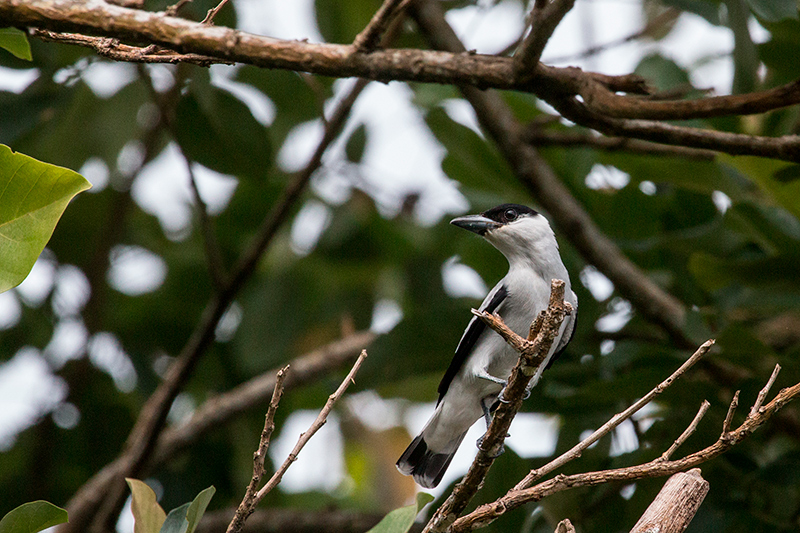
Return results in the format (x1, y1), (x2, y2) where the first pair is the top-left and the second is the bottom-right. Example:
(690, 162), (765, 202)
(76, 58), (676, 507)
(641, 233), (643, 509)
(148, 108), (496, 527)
(545, 290), (578, 370)
(436, 283), (508, 404)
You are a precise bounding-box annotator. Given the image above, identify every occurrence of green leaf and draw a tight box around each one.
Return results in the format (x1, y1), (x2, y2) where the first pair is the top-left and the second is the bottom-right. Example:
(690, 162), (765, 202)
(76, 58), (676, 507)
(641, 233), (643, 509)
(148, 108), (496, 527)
(0, 501), (68, 533)
(0, 28), (32, 61)
(0, 144), (91, 293)
(345, 124), (367, 163)
(126, 478), (167, 533)
(366, 492), (434, 533)
(185, 486), (215, 533)
(174, 88), (271, 181)
(159, 503), (190, 533)
(746, 0), (798, 21)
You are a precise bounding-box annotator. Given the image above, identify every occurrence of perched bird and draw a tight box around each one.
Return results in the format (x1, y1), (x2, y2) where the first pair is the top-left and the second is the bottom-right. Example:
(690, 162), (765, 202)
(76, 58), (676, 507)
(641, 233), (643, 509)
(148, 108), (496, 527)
(396, 203), (577, 488)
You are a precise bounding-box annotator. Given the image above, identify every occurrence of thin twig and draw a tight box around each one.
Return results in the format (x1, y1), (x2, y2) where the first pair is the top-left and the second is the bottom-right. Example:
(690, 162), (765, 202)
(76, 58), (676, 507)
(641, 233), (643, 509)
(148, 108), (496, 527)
(658, 400), (710, 462)
(352, 0), (411, 51)
(201, 0), (230, 24)
(227, 366), (289, 533)
(31, 29), (229, 67)
(721, 390), (740, 436)
(543, 8), (680, 64)
(522, 127), (716, 160)
(751, 364), (781, 416)
(254, 350), (368, 501)
(449, 374), (800, 531)
(513, 339), (715, 492)
(179, 146), (228, 290)
(514, 0), (576, 80)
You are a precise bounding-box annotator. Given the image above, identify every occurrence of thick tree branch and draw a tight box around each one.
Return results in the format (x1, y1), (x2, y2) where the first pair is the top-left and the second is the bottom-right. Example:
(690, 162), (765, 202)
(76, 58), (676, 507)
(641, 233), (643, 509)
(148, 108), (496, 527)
(630, 469), (709, 533)
(8, 0), (800, 124)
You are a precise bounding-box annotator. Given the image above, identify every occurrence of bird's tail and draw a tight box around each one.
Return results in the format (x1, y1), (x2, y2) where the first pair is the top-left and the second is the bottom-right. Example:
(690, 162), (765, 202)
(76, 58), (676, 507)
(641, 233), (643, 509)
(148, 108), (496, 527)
(396, 431), (467, 489)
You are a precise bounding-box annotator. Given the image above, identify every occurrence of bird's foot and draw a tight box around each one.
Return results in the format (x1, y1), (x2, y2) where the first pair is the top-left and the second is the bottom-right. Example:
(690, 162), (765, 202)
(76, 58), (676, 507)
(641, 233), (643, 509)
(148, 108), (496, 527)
(476, 433), (507, 457)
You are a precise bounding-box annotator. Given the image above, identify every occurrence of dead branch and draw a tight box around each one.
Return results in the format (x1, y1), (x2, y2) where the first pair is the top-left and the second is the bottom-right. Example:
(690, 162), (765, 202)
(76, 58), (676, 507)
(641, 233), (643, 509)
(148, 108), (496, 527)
(227, 366), (289, 533)
(255, 350), (368, 500)
(449, 373), (800, 531)
(630, 469), (709, 533)
(514, 340), (714, 492)
(32, 29), (229, 66)
(422, 281), (572, 533)
(226, 351), (368, 533)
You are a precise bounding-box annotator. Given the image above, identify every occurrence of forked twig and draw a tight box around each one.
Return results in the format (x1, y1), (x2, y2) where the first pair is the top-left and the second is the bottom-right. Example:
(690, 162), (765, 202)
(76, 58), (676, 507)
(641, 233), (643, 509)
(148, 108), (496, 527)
(226, 366), (289, 533)
(658, 400), (710, 462)
(513, 339), (715, 492)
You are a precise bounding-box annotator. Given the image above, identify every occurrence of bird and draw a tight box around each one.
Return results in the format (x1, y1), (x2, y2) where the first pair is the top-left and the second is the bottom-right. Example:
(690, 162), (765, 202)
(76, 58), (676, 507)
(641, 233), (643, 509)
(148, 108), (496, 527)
(396, 203), (578, 489)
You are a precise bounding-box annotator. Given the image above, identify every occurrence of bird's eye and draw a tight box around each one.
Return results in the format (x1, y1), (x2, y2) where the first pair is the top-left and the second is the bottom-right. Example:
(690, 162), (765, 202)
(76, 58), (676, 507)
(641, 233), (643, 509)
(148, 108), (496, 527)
(504, 208), (518, 222)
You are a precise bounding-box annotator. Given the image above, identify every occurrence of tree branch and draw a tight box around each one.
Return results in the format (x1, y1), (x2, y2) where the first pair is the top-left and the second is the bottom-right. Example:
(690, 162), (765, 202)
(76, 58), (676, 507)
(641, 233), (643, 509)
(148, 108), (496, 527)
(410, 0), (692, 345)
(513, 340), (714, 492)
(352, 0), (411, 52)
(149, 330), (375, 468)
(550, 96), (800, 163)
(450, 374), (800, 531)
(514, 0), (575, 80)
(62, 63), (373, 533)
(522, 126), (717, 160)
(227, 366), (289, 533)
(32, 28), (230, 66)
(423, 281), (573, 533)
(254, 350), (368, 500)
(630, 469), (709, 533)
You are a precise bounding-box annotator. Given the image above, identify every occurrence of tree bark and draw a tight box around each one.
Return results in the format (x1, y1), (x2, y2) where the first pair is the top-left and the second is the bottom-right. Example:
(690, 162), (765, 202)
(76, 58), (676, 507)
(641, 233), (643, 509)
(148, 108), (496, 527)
(630, 469), (709, 533)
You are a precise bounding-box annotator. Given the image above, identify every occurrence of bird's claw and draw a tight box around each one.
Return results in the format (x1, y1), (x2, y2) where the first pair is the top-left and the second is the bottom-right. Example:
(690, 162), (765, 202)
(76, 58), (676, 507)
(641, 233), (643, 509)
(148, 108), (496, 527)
(476, 434), (506, 458)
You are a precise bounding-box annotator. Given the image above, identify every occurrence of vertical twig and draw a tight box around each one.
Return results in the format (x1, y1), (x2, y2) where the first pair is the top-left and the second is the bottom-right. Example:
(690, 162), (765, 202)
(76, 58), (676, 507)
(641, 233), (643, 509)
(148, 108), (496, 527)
(658, 400), (710, 462)
(750, 364), (780, 416)
(227, 366), (289, 533)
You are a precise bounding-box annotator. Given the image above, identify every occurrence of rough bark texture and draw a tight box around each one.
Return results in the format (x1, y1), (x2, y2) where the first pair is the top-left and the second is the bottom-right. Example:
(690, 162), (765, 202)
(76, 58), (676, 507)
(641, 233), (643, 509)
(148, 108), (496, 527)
(631, 469), (710, 533)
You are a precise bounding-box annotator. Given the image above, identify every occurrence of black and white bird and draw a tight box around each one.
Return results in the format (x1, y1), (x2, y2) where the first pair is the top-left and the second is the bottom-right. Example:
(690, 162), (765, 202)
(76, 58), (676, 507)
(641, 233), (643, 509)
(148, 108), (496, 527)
(396, 203), (578, 488)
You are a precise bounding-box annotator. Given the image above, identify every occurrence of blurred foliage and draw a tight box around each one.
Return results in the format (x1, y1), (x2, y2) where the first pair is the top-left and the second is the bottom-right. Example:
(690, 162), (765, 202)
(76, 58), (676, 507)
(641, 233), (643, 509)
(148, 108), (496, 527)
(1, 0), (800, 532)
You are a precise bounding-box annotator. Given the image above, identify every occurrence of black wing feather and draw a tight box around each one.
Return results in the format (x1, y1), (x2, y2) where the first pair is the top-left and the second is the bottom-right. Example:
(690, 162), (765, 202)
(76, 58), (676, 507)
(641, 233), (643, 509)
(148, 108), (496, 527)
(437, 285), (508, 403)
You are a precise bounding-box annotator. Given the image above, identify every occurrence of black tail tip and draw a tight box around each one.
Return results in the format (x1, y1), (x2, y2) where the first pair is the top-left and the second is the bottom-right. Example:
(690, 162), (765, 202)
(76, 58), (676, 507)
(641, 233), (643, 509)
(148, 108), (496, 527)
(396, 435), (456, 489)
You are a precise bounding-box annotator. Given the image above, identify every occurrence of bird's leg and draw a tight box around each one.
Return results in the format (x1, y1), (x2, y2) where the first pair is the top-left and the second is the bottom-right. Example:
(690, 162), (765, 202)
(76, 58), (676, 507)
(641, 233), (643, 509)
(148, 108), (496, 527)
(475, 369), (507, 387)
(480, 397), (493, 429)
(476, 396), (507, 457)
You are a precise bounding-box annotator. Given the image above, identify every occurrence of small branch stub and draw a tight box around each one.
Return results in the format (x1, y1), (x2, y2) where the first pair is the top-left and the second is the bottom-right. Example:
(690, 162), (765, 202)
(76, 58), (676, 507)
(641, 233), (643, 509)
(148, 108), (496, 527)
(630, 469), (709, 533)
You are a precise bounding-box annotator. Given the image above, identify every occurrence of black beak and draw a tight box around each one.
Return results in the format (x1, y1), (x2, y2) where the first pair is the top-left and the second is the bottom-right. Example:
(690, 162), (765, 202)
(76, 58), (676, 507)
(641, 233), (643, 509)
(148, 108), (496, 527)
(450, 214), (500, 236)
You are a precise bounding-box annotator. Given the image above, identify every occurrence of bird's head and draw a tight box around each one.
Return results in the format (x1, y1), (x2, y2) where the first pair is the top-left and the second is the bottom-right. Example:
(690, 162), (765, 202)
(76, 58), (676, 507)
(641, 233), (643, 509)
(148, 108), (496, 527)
(450, 203), (558, 264)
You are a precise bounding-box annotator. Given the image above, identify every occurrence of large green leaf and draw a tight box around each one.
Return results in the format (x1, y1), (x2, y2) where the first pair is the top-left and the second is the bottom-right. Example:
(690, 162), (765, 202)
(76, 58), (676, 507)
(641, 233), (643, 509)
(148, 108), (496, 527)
(0, 145), (91, 293)
(0, 28), (31, 61)
(127, 479), (167, 533)
(0, 501), (68, 533)
(366, 492), (434, 533)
